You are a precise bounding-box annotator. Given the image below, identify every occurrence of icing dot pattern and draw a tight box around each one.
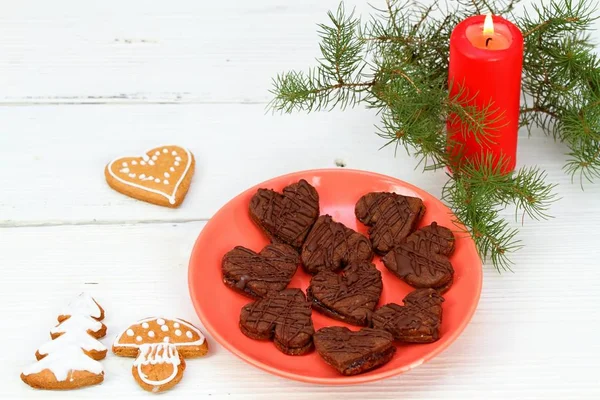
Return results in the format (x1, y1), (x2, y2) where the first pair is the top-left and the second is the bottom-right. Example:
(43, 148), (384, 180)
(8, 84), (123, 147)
(114, 317), (206, 348)
(109, 146), (191, 199)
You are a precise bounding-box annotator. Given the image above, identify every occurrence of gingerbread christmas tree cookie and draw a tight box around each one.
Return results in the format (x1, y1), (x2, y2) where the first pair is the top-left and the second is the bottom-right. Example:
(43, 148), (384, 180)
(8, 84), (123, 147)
(21, 293), (107, 390)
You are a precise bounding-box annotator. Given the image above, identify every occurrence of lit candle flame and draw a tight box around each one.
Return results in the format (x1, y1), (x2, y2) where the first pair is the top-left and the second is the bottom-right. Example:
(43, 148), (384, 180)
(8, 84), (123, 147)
(483, 13), (494, 35)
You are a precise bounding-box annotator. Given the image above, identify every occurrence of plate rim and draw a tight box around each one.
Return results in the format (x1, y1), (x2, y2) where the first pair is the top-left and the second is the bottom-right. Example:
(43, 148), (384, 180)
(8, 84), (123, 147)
(188, 168), (482, 385)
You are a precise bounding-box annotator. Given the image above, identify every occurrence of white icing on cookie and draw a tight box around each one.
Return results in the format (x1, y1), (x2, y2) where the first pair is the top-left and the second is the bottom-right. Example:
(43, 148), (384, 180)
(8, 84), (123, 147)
(127, 329), (134, 337)
(133, 343), (180, 387)
(163, 148), (169, 153)
(113, 317), (205, 349)
(51, 315), (103, 336)
(38, 330), (107, 357)
(175, 330), (182, 336)
(60, 293), (102, 319)
(164, 172), (170, 178)
(163, 180), (169, 185)
(22, 345), (104, 381)
(136, 336), (143, 342)
(107, 147), (192, 206)
(170, 167), (175, 172)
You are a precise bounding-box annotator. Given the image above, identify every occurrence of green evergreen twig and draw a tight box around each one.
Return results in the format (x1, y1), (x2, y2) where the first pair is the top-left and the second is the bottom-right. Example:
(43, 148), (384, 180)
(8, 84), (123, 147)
(268, 0), (597, 271)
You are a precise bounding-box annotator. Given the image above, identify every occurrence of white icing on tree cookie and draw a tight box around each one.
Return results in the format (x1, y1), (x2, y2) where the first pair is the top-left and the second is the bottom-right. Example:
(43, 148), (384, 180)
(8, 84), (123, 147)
(51, 315), (103, 336)
(61, 293), (102, 319)
(22, 345), (104, 381)
(38, 330), (107, 356)
(21, 293), (106, 388)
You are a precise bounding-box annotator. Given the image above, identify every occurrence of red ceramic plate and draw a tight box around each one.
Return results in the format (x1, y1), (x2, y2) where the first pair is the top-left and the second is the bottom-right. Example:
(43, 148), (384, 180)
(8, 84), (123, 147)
(189, 169), (482, 385)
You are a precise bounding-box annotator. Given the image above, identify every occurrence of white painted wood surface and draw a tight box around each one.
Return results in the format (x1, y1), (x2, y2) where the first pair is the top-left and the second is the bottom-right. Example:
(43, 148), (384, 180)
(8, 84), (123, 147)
(1, 1), (599, 399)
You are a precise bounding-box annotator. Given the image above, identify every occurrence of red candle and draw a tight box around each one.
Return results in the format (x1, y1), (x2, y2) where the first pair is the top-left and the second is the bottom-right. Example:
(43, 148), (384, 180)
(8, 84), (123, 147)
(448, 14), (523, 174)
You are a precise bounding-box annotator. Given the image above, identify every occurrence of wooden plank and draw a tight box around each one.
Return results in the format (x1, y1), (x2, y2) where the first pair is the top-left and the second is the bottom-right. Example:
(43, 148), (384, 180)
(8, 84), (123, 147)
(2, 103), (597, 225)
(1, 222), (598, 398)
(0, 0), (371, 104)
(0, 0), (597, 104)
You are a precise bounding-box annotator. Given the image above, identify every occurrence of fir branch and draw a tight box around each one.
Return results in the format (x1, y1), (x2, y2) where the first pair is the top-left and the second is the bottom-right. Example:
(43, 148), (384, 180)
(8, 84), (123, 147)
(267, 0), (599, 271)
(520, 0), (600, 183)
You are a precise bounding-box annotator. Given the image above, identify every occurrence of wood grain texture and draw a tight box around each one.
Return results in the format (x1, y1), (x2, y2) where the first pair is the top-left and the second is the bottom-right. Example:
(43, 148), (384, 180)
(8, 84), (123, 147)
(1, 223), (599, 399)
(0, 0), (597, 104)
(1, 104), (598, 225)
(1, 0), (599, 398)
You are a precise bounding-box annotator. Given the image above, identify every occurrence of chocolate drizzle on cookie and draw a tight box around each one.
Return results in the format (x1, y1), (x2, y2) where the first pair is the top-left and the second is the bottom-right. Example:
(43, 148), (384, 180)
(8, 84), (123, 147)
(249, 179), (320, 249)
(372, 289), (443, 343)
(355, 192), (425, 255)
(301, 215), (373, 274)
(313, 327), (395, 376)
(239, 289), (315, 355)
(405, 222), (455, 256)
(382, 242), (454, 290)
(307, 262), (382, 326)
(222, 244), (299, 299)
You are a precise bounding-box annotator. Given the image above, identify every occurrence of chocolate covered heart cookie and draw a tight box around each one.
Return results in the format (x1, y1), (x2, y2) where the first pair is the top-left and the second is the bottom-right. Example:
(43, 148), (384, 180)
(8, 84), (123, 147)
(381, 241), (454, 292)
(249, 179), (320, 249)
(307, 262), (382, 326)
(355, 192), (425, 254)
(372, 289), (443, 343)
(313, 327), (395, 376)
(404, 222), (455, 256)
(239, 289), (314, 355)
(301, 215), (373, 274)
(222, 244), (299, 298)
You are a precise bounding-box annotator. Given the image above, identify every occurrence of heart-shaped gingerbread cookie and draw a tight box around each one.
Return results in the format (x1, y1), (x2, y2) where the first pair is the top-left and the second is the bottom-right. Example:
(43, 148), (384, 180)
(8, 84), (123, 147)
(313, 326), (395, 376)
(105, 145), (195, 208)
(249, 179), (320, 249)
(301, 215), (373, 274)
(239, 288), (314, 355)
(222, 244), (299, 298)
(381, 242), (454, 291)
(372, 288), (443, 343)
(381, 222), (455, 292)
(307, 261), (382, 326)
(355, 192), (425, 254)
(404, 222), (455, 256)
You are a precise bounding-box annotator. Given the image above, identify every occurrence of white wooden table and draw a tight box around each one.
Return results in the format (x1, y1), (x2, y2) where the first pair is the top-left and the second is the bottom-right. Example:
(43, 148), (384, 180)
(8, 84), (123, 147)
(1, 1), (599, 399)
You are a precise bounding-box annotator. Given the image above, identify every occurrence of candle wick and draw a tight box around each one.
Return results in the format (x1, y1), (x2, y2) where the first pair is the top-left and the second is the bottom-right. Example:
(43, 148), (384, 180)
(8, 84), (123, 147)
(485, 37), (492, 47)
